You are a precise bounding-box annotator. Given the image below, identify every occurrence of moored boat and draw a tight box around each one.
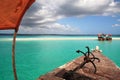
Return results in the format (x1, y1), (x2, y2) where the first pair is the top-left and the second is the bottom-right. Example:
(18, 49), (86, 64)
(98, 33), (112, 41)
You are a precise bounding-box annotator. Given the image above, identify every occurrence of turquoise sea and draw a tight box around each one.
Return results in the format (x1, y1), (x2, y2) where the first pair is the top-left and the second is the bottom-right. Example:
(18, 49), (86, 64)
(0, 35), (120, 80)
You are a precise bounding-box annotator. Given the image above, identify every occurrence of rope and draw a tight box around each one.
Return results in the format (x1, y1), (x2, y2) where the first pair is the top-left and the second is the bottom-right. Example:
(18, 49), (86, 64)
(12, 30), (18, 80)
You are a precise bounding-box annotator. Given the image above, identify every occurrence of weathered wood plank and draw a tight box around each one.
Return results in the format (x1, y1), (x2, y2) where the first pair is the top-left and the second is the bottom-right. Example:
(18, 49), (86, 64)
(38, 51), (120, 80)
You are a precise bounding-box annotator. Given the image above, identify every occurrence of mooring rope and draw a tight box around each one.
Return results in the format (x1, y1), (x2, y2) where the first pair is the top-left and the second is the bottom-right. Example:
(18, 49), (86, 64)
(12, 30), (18, 80)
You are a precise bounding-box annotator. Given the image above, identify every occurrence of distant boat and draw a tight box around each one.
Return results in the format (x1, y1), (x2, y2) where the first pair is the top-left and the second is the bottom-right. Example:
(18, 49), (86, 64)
(98, 33), (112, 41)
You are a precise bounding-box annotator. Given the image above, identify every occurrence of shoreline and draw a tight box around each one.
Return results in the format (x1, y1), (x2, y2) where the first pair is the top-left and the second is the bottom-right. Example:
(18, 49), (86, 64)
(1, 37), (120, 41)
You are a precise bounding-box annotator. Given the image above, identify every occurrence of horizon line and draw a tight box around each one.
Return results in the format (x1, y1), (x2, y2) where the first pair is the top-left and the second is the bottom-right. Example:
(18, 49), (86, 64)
(1, 33), (120, 36)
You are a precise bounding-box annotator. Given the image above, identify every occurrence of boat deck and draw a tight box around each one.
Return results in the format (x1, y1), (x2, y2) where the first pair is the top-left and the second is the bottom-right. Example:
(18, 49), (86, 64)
(38, 51), (120, 80)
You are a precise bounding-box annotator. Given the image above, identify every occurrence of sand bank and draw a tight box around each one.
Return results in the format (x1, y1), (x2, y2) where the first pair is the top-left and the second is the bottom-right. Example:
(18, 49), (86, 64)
(1, 37), (120, 41)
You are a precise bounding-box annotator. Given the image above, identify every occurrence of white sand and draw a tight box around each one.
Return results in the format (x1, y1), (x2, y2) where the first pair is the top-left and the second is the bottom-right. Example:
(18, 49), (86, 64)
(0, 38), (120, 41)
(0, 38), (96, 41)
(16, 38), (97, 41)
(1, 37), (120, 41)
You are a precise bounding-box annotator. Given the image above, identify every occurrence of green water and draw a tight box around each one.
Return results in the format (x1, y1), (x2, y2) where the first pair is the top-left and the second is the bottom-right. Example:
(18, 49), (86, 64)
(0, 35), (120, 80)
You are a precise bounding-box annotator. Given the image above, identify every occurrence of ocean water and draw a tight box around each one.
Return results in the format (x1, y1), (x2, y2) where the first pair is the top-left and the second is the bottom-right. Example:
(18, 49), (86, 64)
(0, 35), (120, 80)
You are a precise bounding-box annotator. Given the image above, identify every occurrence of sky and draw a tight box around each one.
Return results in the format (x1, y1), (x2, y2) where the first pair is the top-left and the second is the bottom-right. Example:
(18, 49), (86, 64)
(1, 0), (120, 34)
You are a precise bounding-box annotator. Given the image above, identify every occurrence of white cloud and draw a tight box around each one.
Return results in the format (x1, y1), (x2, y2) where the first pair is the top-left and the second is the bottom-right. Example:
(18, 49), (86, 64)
(56, 0), (120, 16)
(19, 23), (80, 34)
(117, 19), (120, 22)
(112, 19), (120, 27)
(47, 23), (80, 33)
(112, 24), (120, 27)
(19, 0), (120, 34)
